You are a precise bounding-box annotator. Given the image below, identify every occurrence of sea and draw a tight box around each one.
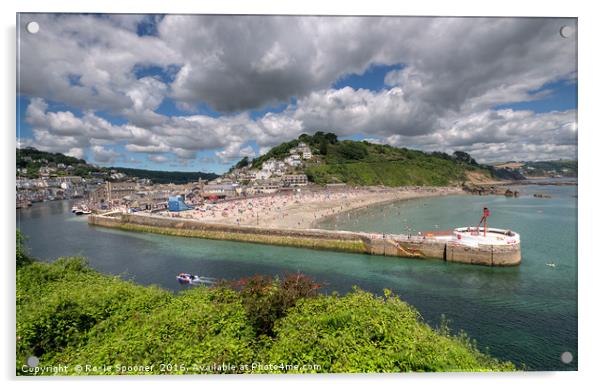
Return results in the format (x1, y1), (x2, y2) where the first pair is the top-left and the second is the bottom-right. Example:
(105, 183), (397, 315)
(16, 181), (577, 371)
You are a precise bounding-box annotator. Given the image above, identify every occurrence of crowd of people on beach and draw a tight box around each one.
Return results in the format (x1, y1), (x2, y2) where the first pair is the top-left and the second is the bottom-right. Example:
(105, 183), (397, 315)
(156, 188), (369, 224)
(152, 186), (460, 228)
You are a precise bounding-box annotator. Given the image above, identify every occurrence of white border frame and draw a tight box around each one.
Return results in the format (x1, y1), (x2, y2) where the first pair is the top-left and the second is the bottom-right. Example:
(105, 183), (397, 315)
(3, 1), (600, 388)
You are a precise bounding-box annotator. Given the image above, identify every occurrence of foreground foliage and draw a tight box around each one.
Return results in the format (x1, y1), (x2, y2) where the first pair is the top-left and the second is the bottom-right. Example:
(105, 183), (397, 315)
(17, 256), (514, 375)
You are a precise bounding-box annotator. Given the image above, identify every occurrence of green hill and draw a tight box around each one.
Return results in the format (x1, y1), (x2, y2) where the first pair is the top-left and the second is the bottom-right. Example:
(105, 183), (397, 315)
(242, 132), (502, 186)
(522, 160), (577, 177)
(16, 148), (218, 184)
(109, 167), (218, 185)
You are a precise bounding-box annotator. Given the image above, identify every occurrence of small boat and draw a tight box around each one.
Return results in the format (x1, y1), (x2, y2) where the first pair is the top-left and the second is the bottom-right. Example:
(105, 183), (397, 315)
(177, 273), (204, 285)
(73, 205), (92, 215)
(546, 263), (556, 268)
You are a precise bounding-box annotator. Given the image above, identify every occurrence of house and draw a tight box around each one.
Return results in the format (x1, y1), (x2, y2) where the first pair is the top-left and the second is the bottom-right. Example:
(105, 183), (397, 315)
(244, 170), (258, 180)
(203, 183), (237, 198)
(284, 154), (302, 167)
(256, 179), (283, 194)
(58, 176), (83, 184)
(88, 181), (138, 205)
(261, 158), (278, 172)
(282, 174), (308, 186)
(256, 170), (271, 180)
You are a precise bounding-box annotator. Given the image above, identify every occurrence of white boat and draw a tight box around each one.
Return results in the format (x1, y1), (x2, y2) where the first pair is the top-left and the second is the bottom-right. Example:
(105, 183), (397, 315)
(73, 205), (92, 215)
(176, 273), (212, 286)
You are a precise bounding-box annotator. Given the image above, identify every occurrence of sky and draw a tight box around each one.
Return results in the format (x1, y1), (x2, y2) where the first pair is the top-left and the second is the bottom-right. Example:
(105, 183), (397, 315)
(16, 14), (577, 174)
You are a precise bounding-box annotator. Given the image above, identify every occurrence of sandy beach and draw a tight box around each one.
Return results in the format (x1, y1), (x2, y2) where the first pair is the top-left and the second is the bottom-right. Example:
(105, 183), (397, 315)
(152, 186), (463, 229)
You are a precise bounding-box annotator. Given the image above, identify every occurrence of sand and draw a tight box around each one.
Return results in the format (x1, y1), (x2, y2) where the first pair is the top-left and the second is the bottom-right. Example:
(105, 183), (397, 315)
(154, 186), (463, 230)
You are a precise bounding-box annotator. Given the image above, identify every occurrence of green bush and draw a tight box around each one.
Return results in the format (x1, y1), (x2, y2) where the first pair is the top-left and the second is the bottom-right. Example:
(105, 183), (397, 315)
(223, 274), (321, 336)
(16, 230), (33, 268)
(337, 141), (369, 160)
(265, 288), (514, 373)
(17, 257), (171, 371)
(51, 287), (256, 374)
(16, 258), (514, 375)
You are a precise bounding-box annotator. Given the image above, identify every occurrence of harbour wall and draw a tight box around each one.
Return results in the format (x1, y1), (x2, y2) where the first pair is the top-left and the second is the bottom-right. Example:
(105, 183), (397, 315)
(88, 213), (521, 266)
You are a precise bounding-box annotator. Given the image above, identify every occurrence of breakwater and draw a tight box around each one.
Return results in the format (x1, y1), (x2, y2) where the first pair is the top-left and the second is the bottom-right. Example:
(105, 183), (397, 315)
(88, 213), (521, 266)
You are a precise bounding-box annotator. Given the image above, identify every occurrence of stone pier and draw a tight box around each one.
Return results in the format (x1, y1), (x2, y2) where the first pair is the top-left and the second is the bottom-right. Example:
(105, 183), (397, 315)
(88, 213), (521, 266)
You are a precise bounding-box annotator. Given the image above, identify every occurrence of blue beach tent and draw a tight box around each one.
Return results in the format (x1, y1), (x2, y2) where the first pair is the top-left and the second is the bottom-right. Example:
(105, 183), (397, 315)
(168, 195), (192, 212)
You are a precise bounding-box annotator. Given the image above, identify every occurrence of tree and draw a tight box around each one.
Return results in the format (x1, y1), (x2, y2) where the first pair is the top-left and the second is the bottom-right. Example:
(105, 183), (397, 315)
(325, 132), (338, 144)
(339, 142), (368, 160)
(319, 139), (329, 155)
(235, 156), (250, 169)
(298, 133), (312, 143)
(453, 151), (477, 165)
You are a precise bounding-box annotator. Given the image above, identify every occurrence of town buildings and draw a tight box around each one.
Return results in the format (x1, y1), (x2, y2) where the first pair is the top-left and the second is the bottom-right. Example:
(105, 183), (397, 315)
(17, 145), (313, 210)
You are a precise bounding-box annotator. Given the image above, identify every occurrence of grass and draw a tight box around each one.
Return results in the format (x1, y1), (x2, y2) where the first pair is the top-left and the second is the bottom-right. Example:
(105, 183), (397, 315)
(305, 160), (469, 186)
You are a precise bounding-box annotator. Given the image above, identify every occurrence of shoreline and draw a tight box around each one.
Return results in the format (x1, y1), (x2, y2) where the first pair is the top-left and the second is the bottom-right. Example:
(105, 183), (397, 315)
(307, 187), (463, 229)
(149, 186), (464, 230)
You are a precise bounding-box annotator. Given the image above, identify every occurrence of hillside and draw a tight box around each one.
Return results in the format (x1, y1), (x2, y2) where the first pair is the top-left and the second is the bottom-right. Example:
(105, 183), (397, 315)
(16, 148), (217, 184)
(493, 160), (577, 178)
(16, 234), (514, 374)
(240, 133), (514, 187)
(108, 167), (218, 185)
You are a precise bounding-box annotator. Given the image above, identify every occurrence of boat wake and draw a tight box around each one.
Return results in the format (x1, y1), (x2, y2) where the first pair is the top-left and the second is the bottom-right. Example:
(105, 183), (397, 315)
(176, 273), (216, 286)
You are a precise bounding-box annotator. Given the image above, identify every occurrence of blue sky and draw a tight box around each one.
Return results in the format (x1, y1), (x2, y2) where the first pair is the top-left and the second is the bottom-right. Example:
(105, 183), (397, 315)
(17, 14), (578, 173)
(494, 79), (577, 113)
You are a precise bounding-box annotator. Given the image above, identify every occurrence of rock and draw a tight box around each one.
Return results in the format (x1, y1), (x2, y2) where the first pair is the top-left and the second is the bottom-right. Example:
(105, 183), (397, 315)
(462, 183), (518, 197)
(534, 193), (551, 198)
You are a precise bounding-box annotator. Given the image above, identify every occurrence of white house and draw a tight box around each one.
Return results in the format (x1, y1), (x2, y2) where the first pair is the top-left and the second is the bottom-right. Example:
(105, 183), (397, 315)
(282, 174), (308, 186)
(256, 170), (272, 180)
(284, 154), (302, 167)
(261, 158), (278, 172)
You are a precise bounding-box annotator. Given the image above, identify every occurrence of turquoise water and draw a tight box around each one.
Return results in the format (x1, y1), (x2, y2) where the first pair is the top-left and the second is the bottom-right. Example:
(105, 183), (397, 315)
(16, 184), (577, 371)
(319, 184), (577, 371)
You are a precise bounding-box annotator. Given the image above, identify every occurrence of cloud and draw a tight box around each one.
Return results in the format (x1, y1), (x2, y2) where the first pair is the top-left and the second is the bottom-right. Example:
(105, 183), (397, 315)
(19, 15), (576, 119)
(148, 154), (169, 163)
(17, 14), (578, 166)
(23, 98), (277, 165)
(24, 97), (133, 155)
(289, 86), (427, 137)
(65, 148), (85, 159)
(216, 143), (257, 163)
(160, 16), (576, 115)
(18, 14), (176, 118)
(382, 108), (577, 162)
(91, 145), (122, 164)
